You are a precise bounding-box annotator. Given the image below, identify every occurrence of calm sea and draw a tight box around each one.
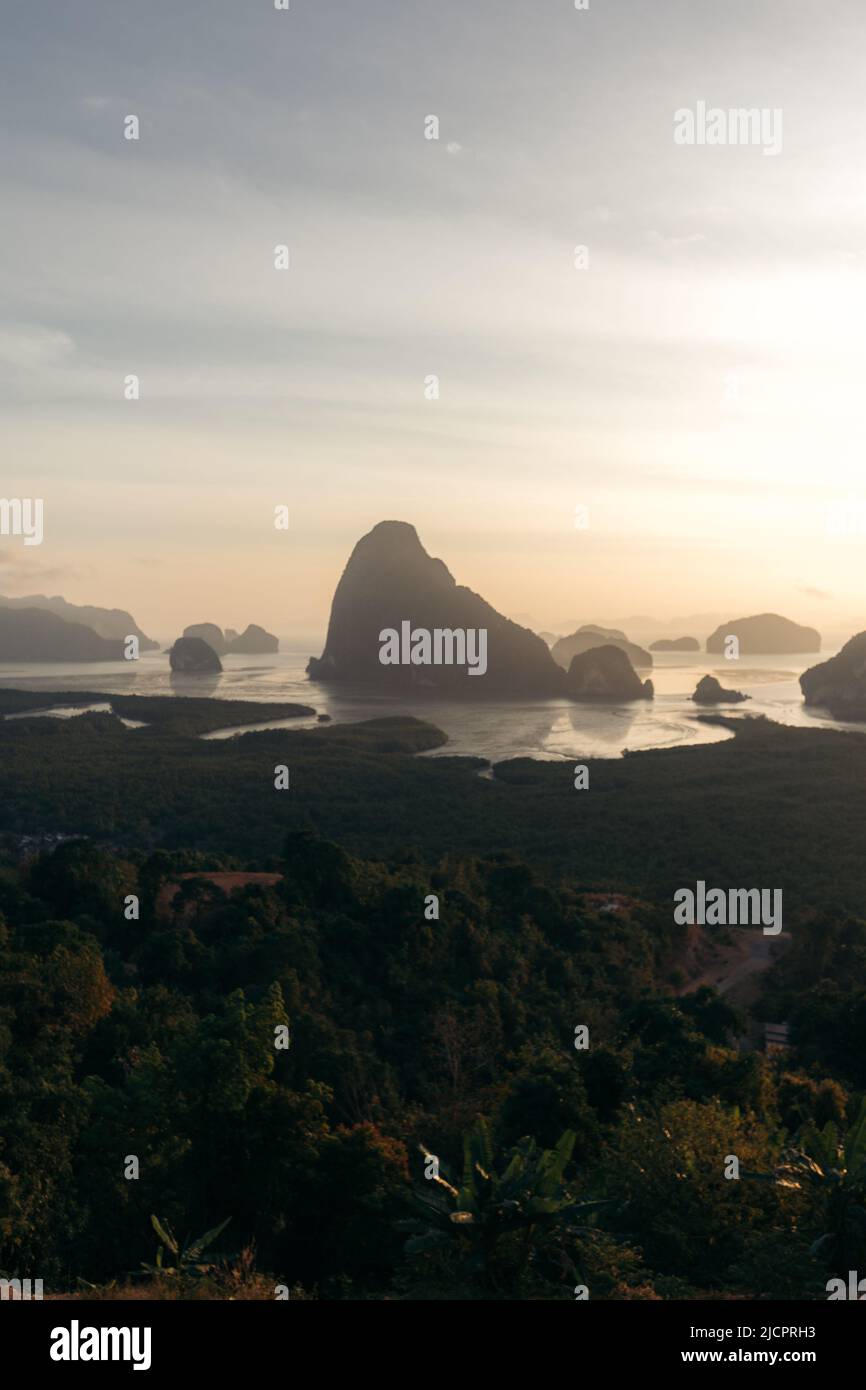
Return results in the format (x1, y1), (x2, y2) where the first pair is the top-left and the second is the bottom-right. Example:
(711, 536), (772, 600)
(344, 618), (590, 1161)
(0, 644), (858, 762)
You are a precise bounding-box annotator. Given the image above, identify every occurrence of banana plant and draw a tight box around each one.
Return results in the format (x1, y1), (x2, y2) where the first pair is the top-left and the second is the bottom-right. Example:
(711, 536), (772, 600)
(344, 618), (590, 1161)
(743, 1098), (866, 1271)
(141, 1215), (232, 1278)
(403, 1119), (608, 1291)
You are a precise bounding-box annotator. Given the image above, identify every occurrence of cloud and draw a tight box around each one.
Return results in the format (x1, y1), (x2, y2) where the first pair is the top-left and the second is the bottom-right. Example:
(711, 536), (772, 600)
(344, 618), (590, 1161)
(0, 554), (86, 585)
(646, 229), (709, 253)
(0, 323), (75, 369)
(799, 586), (833, 601)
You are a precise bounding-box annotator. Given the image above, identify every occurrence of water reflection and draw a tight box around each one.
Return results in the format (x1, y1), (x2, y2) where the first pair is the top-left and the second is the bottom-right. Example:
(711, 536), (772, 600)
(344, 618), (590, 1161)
(169, 670), (223, 698)
(0, 645), (862, 762)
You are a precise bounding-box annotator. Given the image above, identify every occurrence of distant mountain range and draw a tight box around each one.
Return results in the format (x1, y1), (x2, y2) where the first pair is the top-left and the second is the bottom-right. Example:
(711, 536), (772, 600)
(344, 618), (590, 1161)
(0, 594), (158, 649)
(0, 596), (278, 665)
(0, 544), (843, 687)
(0, 607), (127, 661)
(554, 613), (727, 645)
(548, 613), (823, 655)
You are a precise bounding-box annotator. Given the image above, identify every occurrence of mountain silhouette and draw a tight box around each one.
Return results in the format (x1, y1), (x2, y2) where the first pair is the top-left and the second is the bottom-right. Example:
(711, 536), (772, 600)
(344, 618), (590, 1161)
(169, 637), (223, 673)
(183, 623), (229, 655)
(553, 626), (653, 670)
(800, 631), (866, 719)
(650, 636), (699, 652)
(182, 622), (279, 655)
(705, 613), (820, 654)
(0, 594), (157, 649)
(307, 520), (563, 695)
(0, 607), (125, 661)
(564, 645), (653, 700)
(228, 624), (278, 654)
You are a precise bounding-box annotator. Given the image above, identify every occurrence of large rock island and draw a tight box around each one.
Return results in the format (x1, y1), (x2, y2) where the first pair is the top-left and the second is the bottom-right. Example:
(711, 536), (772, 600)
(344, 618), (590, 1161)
(553, 626), (653, 670)
(308, 520), (563, 695)
(169, 637), (223, 673)
(706, 613), (820, 654)
(800, 632), (866, 720)
(564, 645), (653, 700)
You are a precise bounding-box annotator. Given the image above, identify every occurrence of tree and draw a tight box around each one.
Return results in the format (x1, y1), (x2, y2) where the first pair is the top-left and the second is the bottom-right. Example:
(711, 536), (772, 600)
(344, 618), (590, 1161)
(403, 1118), (607, 1295)
(744, 1097), (866, 1275)
(27, 840), (135, 928)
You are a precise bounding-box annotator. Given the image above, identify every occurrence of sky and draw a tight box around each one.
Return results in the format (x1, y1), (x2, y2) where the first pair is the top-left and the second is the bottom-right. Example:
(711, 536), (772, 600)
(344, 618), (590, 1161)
(2, 0), (866, 643)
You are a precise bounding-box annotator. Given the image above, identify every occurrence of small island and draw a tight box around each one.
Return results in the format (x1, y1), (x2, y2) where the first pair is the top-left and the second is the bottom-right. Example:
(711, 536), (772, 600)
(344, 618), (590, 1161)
(229, 623), (279, 654)
(182, 622), (279, 655)
(650, 636), (700, 652)
(565, 645), (654, 700)
(706, 613), (820, 654)
(553, 625), (653, 670)
(691, 675), (749, 705)
(169, 636), (223, 673)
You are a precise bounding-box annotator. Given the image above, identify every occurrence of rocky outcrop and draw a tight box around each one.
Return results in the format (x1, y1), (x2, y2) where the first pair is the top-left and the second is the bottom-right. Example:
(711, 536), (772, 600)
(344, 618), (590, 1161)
(182, 623), (279, 655)
(228, 623), (279, 654)
(0, 594), (158, 649)
(553, 626), (653, 670)
(0, 607), (125, 661)
(307, 520), (563, 695)
(706, 614), (820, 654)
(564, 645), (653, 701)
(169, 637), (223, 673)
(691, 675), (749, 704)
(650, 636), (699, 652)
(800, 632), (866, 719)
(183, 623), (228, 655)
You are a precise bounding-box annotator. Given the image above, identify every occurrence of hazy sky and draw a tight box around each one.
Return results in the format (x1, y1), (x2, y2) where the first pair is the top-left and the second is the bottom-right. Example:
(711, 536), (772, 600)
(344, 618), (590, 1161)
(2, 0), (866, 641)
